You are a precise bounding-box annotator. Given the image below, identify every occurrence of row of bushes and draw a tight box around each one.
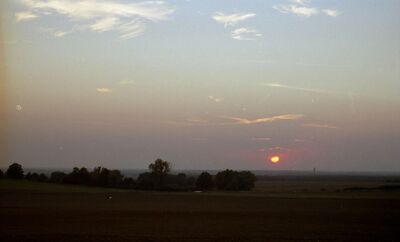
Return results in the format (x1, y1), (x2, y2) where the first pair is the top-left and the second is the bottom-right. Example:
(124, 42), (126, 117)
(1, 161), (256, 191)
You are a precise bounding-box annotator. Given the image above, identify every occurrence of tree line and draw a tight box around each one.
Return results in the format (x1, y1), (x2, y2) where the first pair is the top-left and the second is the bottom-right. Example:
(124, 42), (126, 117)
(0, 159), (256, 191)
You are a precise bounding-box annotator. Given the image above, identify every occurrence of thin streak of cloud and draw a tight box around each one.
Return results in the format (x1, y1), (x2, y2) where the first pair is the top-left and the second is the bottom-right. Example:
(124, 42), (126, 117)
(212, 12), (256, 27)
(290, 0), (310, 5)
(273, 4), (318, 17)
(322, 9), (341, 17)
(222, 114), (304, 125)
(302, 123), (340, 129)
(96, 88), (112, 93)
(53, 30), (68, 37)
(262, 82), (340, 95)
(273, 1), (341, 18)
(263, 82), (399, 102)
(17, 0), (174, 39)
(231, 27), (262, 40)
(251, 137), (272, 141)
(208, 95), (224, 103)
(15, 11), (38, 22)
(90, 16), (120, 32)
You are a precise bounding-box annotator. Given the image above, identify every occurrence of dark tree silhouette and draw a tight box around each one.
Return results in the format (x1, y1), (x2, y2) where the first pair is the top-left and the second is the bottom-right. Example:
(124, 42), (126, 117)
(38, 173), (48, 182)
(25, 172), (32, 180)
(50, 171), (67, 183)
(237, 171), (256, 190)
(215, 169), (256, 191)
(28, 172), (40, 181)
(91, 167), (110, 186)
(196, 172), (214, 190)
(136, 172), (156, 190)
(121, 177), (136, 189)
(148, 158), (171, 189)
(108, 170), (124, 187)
(0, 169), (4, 179)
(6, 163), (24, 179)
(64, 167), (91, 185)
(149, 158), (171, 175)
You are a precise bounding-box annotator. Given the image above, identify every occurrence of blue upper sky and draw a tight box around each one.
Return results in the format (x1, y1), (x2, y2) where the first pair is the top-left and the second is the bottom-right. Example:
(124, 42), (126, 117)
(1, 0), (400, 171)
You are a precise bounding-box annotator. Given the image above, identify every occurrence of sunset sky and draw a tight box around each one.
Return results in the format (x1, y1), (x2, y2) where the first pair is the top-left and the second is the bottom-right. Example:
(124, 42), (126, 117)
(1, 0), (399, 171)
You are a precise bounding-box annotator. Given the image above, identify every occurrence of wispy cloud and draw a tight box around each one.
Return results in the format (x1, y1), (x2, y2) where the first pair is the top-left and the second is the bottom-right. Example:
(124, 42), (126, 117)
(273, 4), (318, 17)
(322, 9), (340, 17)
(212, 12), (256, 27)
(231, 27), (262, 40)
(222, 114), (304, 125)
(16, 105), (23, 111)
(273, 1), (340, 18)
(96, 88), (112, 93)
(208, 95), (224, 103)
(17, 0), (175, 39)
(53, 30), (68, 37)
(262, 82), (343, 95)
(302, 123), (339, 129)
(15, 11), (38, 22)
(251, 137), (272, 141)
(290, 0), (310, 5)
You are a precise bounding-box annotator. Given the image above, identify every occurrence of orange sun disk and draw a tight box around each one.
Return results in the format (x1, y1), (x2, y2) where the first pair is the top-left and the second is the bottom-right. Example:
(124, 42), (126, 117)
(270, 156), (280, 163)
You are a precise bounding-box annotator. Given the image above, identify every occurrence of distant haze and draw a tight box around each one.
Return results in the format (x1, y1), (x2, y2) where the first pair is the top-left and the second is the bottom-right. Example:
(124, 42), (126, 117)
(1, 0), (400, 171)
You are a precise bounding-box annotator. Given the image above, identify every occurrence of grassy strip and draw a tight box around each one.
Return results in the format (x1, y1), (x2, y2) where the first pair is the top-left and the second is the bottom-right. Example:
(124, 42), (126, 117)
(0, 179), (125, 193)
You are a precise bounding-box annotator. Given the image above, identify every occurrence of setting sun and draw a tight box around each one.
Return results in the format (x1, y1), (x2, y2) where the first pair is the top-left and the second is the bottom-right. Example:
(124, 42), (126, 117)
(270, 156), (280, 163)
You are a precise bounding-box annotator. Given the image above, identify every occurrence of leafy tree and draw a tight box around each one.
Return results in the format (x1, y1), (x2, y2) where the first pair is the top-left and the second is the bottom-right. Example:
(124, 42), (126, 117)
(149, 158), (171, 175)
(29, 173), (40, 181)
(0, 169), (3, 179)
(136, 172), (156, 190)
(121, 177), (136, 189)
(215, 169), (236, 190)
(108, 170), (124, 187)
(64, 167), (90, 185)
(25, 172), (32, 180)
(148, 158), (171, 189)
(195, 172), (214, 190)
(50, 171), (67, 183)
(238, 171), (256, 190)
(38, 173), (48, 182)
(91, 167), (110, 186)
(6, 163), (24, 179)
(215, 169), (256, 191)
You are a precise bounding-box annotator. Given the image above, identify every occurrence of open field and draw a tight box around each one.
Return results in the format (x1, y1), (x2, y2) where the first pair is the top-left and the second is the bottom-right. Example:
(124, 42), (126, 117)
(1, 178), (400, 241)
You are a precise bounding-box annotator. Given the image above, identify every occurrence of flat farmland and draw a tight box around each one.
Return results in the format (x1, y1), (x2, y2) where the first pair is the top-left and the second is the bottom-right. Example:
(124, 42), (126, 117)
(1, 179), (399, 241)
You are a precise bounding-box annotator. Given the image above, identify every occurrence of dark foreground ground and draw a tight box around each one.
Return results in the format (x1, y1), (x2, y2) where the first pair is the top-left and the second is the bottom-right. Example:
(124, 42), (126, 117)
(1, 178), (400, 242)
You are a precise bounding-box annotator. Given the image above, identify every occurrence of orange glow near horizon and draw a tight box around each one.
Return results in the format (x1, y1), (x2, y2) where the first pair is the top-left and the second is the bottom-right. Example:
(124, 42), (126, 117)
(270, 156), (280, 163)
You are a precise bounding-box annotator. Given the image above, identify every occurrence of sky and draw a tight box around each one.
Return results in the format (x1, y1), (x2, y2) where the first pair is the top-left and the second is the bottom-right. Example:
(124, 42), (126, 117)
(1, 0), (399, 171)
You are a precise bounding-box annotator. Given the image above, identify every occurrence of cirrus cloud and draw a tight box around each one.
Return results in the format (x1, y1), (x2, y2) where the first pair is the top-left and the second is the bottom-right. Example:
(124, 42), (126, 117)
(16, 0), (175, 39)
(212, 12), (256, 27)
(273, 0), (341, 18)
(322, 9), (340, 17)
(96, 87), (112, 93)
(273, 4), (318, 17)
(302, 123), (339, 129)
(223, 114), (304, 125)
(231, 27), (262, 40)
(15, 11), (38, 22)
